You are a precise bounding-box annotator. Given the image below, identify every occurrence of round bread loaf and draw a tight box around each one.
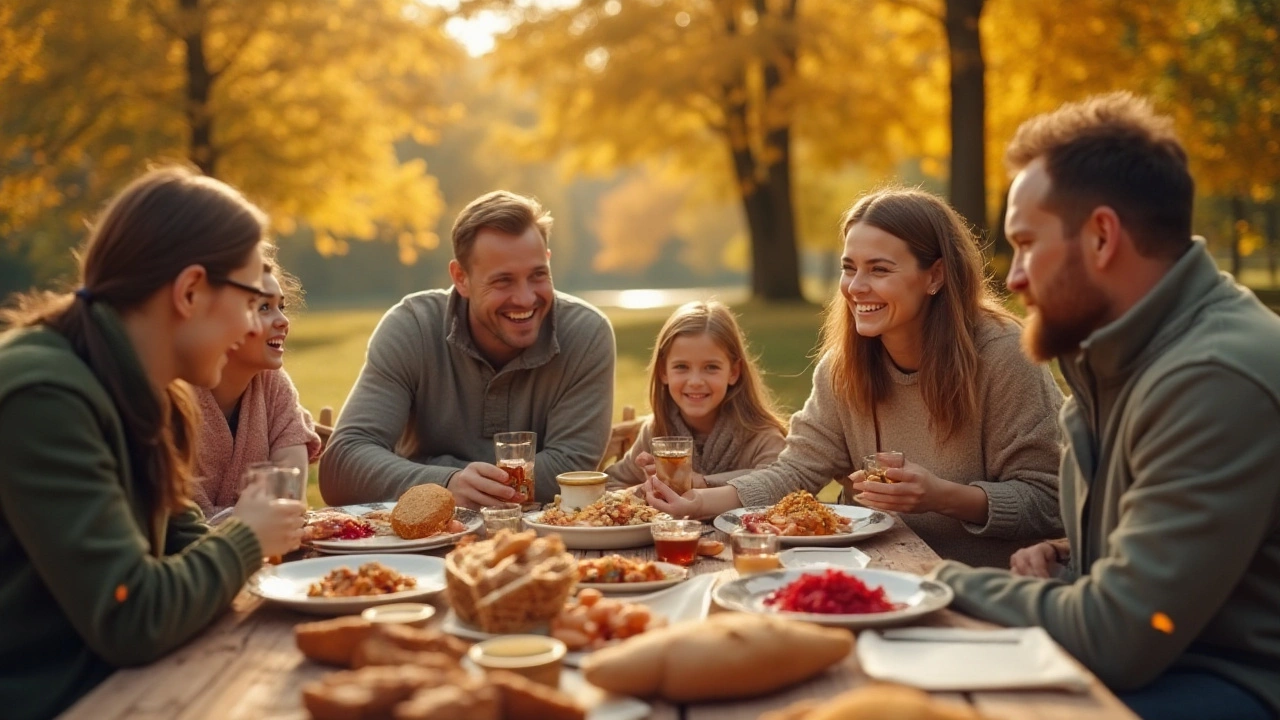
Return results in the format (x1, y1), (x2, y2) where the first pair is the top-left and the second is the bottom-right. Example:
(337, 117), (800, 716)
(391, 484), (456, 539)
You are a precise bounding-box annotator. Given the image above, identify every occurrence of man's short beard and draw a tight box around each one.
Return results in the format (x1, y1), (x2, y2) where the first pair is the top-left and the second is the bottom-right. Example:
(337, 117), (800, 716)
(1020, 245), (1110, 363)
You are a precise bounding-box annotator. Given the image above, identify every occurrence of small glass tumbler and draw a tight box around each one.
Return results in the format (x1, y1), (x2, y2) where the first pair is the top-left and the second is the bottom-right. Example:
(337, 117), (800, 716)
(731, 531), (781, 576)
(243, 463), (305, 564)
(481, 502), (524, 536)
(862, 451), (906, 483)
(245, 462), (306, 505)
(494, 431), (537, 500)
(651, 436), (694, 494)
(652, 518), (702, 567)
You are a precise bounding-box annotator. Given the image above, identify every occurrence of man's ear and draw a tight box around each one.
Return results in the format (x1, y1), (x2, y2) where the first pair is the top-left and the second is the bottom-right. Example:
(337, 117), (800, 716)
(170, 265), (206, 319)
(1085, 206), (1123, 271)
(448, 259), (470, 298)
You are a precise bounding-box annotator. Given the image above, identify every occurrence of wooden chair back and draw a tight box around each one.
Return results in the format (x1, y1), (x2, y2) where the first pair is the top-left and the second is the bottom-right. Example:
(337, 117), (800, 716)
(597, 405), (644, 471)
(315, 406), (334, 453)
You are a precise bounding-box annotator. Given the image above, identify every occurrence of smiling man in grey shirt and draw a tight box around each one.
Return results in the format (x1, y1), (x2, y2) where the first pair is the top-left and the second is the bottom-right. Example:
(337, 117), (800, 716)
(320, 191), (616, 508)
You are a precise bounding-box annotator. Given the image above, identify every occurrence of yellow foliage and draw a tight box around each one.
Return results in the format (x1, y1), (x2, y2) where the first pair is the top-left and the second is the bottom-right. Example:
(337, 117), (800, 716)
(1, 0), (460, 264)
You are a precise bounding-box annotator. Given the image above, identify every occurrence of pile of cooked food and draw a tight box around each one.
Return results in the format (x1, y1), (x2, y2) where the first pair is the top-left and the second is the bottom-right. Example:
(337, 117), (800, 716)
(764, 569), (898, 615)
(536, 491), (666, 527)
(303, 485), (466, 542)
(576, 555), (667, 584)
(295, 617), (585, 720)
(307, 562), (418, 599)
(741, 490), (854, 537)
(445, 530), (577, 633)
(550, 588), (667, 651)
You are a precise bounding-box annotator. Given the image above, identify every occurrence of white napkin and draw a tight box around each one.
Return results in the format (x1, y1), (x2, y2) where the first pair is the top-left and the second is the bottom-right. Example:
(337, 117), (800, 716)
(857, 627), (1091, 693)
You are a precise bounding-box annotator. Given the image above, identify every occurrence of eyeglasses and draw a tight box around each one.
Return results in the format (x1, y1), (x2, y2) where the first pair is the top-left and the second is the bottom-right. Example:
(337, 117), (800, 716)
(210, 275), (267, 298)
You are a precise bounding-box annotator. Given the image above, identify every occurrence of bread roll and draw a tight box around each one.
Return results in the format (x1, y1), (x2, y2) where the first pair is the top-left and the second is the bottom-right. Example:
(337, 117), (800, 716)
(295, 616), (375, 667)
(581, 612), (853, 702)
(393, 484), (456, 539)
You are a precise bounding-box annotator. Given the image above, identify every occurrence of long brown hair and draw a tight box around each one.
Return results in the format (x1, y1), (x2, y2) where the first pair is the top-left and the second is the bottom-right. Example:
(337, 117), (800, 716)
(648, 301), (786, 438)
(817, 188), (1015, 440)
(1, 166), (269, 516)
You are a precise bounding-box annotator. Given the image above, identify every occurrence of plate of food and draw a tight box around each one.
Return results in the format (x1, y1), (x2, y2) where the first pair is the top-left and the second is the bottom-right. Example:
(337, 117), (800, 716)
(305, 485), (482, 554)
(442, 573), (719, 666)
(576, 555), (689, 594)
(248, 554), (446, 615)
(712, 567), (953, 629)
(523, 490), (670, 550)
(713, 490), (894, 546)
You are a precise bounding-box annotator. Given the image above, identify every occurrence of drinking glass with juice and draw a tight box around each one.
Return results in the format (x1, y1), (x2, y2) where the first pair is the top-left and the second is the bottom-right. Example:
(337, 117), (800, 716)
(731, 531), (781, 575)
(651, 436), (694, 494)
(494, 431), (537, 500)
(652, 519), (702, 566)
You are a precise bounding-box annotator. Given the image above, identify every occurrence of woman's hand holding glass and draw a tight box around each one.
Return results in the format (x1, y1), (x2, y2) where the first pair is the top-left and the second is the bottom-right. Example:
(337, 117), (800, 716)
(233, 481), (305, 558)
(850, 460), (949, 514)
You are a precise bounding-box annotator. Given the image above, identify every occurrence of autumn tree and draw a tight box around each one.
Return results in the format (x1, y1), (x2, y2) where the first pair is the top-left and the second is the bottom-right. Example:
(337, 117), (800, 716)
(0, 0), (459, 281)
(1158, 0), (1280, 276)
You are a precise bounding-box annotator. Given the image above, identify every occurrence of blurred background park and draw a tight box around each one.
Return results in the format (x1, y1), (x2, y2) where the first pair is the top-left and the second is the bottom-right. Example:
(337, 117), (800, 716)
(2, 0), (1279, 422)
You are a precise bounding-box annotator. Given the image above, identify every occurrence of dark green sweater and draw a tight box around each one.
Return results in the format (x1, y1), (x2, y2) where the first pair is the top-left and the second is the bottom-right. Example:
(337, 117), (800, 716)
(936, 241), (1280, 713)
(0, 307), (262, 720)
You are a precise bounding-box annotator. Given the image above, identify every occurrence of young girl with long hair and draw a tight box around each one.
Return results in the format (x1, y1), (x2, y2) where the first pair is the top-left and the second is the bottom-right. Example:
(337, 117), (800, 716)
(191, 258), (322, 516)
(606, 300), (787, 489)
(646, 189), (1064, 568)
(0, 167), (305, 720)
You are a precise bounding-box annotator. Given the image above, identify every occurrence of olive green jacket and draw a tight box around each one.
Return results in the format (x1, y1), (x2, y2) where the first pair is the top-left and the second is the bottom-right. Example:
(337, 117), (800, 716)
(936, 241), (1280, 712)
(0, 307), (262, 720)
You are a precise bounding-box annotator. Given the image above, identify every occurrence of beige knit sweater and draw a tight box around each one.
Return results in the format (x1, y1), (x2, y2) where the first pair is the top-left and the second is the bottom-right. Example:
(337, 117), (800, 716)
(728, 318), (1064, 568)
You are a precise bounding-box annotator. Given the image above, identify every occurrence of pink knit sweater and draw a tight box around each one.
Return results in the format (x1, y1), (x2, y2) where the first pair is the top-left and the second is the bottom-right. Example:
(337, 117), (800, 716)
(191, 368), (322, 516)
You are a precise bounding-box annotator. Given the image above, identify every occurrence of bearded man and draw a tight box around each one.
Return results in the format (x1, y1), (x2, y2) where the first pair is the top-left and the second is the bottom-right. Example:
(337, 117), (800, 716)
(932, 93), (1280, 720)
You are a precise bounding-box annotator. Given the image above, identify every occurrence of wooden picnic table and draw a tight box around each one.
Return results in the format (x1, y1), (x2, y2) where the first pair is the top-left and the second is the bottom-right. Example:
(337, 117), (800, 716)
(58, 520), (1137, 720)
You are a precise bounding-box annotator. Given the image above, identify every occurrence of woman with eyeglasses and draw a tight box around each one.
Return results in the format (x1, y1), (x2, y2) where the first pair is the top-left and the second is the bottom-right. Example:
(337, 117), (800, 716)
(191, 257), (321, 518)
(0, 166), (305, 720)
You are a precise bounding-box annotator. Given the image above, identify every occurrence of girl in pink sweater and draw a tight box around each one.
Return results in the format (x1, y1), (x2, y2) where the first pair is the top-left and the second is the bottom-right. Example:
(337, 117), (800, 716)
(191, 262), (321, 516)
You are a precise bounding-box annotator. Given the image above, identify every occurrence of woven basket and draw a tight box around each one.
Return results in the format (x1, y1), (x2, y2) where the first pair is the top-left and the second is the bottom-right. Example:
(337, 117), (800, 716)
(445, 532), (577, 634)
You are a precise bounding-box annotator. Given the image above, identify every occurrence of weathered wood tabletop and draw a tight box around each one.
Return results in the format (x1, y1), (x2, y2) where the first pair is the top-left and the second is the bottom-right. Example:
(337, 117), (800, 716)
(59, 521), (1136, 720)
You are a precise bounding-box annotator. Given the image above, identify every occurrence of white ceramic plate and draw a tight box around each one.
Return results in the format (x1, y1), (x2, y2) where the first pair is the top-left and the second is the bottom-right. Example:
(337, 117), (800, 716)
(522, 511), (668, 550)
(442, 573), (719, 666)
(779, 546), (872, 570)
(576, 560), (690, 594)
(714, 505), (894, 546)
(307, 505), (482, 554)
(712, 567), (953, 629)
(247, 554), (446, 615)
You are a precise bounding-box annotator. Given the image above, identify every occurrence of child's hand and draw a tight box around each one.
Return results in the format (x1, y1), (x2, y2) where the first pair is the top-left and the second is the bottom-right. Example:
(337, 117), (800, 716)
(633, 451), (657, 479)
(644, 476), (703, 519)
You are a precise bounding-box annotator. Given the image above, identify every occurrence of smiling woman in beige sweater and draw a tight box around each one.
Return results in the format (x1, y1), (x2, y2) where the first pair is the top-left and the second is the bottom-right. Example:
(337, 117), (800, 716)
(646, 189), (1064, 568)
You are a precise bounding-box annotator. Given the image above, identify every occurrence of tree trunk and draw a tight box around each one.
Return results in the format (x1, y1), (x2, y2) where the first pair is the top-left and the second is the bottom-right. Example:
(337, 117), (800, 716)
(757, 125), (803, 301)
(945, 0), (987, 235)
(1230, 195), (1246, 277)
(1267, 199), (1278, 286)
(753, 0), (803, 301)
(181, 0), (217, 176)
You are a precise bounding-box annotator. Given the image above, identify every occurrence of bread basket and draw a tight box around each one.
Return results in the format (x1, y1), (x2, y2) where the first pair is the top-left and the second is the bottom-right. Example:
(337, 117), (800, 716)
(445, 530), (577, 634)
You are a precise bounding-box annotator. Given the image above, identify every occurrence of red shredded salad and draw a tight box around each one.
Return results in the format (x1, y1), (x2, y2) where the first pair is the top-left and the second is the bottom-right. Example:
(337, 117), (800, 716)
(335, 520), (374, 540)
(764, 569), (897, 614)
